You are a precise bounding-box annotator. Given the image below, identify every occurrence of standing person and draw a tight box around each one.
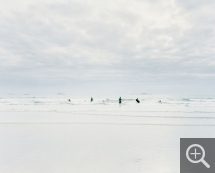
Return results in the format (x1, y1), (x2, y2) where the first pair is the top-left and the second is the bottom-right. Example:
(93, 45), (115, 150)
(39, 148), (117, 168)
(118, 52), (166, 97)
(119, 97), (122, 104)
(91, 97), (93, 102)
(136, 98), (140, 103)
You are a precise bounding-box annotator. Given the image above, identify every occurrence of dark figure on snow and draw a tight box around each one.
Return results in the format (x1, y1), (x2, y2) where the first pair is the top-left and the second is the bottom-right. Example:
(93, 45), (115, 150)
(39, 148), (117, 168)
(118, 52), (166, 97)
(119, 97), (122, 104)
(136, 98), (140, 103)
(68, 99), (71, 102)
(91, 97), (93, 102)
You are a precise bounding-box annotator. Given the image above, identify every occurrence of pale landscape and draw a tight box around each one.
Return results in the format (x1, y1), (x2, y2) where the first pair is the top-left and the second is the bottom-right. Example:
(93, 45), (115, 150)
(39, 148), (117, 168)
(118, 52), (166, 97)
(1, 94), (215, 173)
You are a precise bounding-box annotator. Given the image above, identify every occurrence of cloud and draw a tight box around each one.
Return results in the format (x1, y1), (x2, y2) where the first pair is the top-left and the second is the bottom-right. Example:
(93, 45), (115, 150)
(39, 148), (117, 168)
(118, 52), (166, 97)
(0, 0), (215, 94)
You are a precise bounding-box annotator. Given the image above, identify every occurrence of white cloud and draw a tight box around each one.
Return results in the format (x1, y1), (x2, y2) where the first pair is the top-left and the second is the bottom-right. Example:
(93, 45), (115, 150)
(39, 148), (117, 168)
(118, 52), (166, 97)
(0, 0), (215, 94)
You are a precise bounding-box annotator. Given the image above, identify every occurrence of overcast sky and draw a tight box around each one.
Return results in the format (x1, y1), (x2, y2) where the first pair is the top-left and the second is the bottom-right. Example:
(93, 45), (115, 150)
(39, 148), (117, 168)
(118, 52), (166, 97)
(0, 0), (215, 95)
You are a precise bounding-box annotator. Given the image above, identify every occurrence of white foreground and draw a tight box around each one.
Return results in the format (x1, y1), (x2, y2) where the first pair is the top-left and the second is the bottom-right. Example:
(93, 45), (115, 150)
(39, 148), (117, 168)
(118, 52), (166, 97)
(0, 95), (215, 173)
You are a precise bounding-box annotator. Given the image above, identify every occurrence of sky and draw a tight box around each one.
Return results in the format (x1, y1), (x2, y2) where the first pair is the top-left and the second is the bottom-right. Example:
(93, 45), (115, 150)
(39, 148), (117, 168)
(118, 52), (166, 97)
(0, 0), (215, 95)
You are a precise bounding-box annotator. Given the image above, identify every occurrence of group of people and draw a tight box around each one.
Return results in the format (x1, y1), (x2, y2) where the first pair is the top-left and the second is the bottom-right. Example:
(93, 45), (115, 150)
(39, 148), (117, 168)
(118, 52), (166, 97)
(90, 97), (140, 104)
(68, 97), (161, 104)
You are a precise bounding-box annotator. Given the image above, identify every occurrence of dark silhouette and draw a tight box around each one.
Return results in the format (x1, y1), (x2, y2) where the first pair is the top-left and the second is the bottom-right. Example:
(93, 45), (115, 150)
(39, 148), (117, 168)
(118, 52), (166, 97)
(136, 98), (140, 103)
(91, 97), (93, 102)
(68, 99), (71, 102)
(119, 97), (122, 104)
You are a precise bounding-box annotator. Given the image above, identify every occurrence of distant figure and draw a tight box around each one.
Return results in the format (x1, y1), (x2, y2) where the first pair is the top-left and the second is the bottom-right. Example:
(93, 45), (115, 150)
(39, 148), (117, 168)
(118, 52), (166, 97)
(102, 100), (105, 102)
(119, 97), (122, 104)
(91, 97), (93, 102)
(136, 98), (140, 103)
(158, 100), (161, 103)
(68, 99), (71, 102)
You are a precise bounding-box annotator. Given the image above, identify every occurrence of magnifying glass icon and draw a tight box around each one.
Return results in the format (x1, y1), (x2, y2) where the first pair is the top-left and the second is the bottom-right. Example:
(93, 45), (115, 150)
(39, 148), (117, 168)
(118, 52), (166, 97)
(186, 144), (210, 168)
